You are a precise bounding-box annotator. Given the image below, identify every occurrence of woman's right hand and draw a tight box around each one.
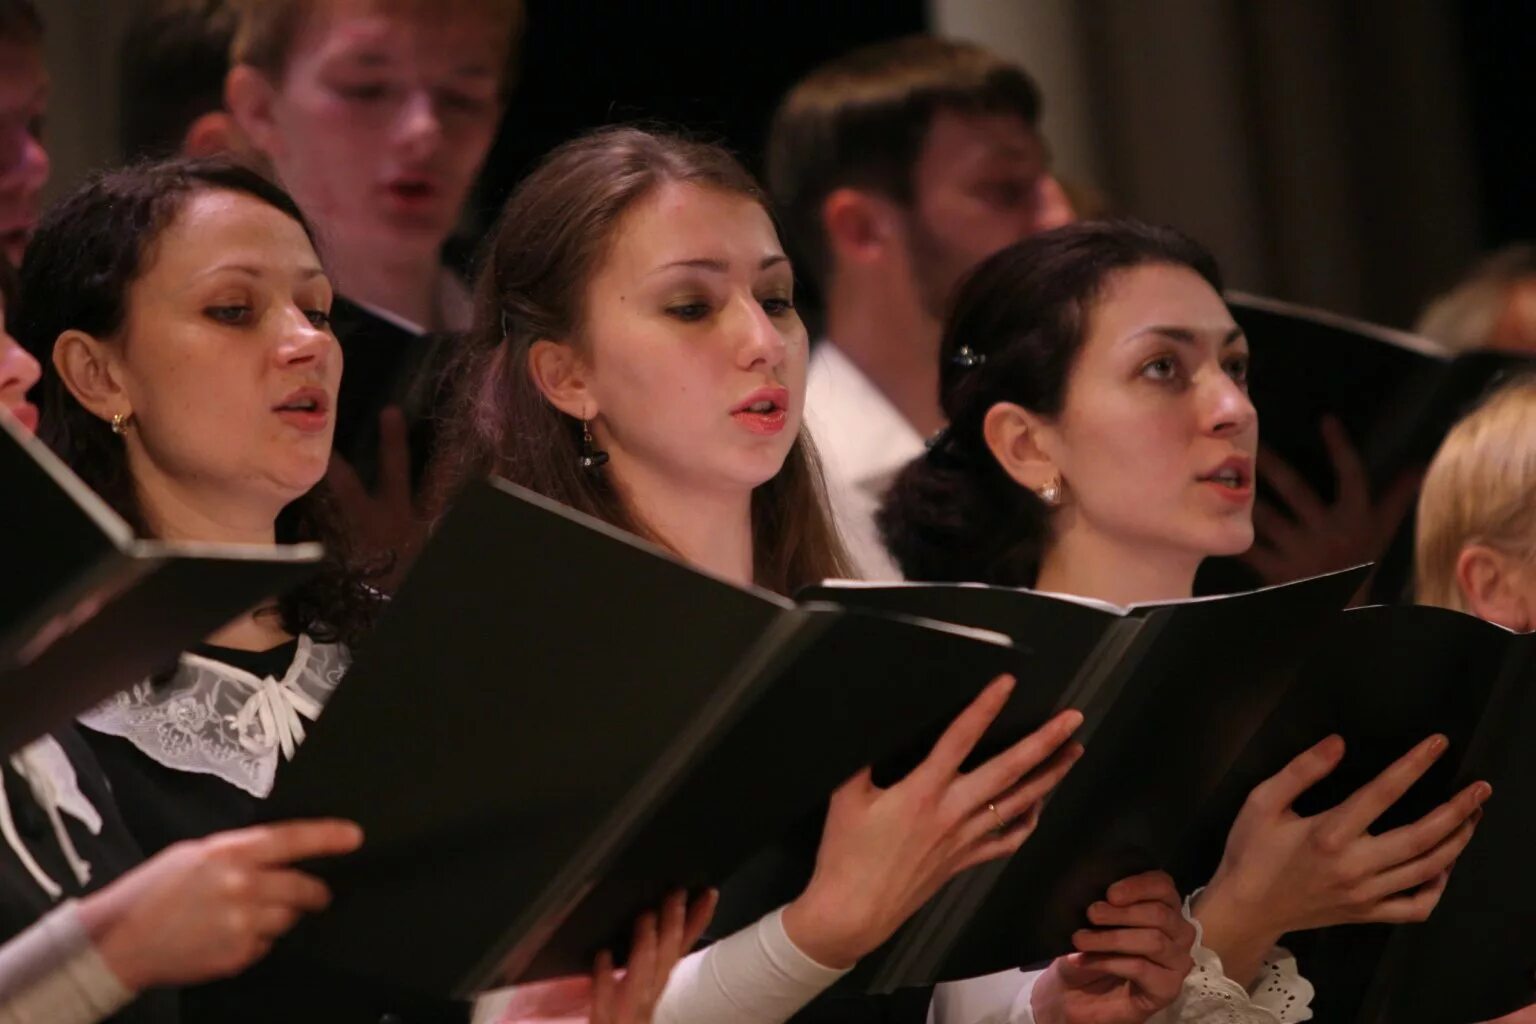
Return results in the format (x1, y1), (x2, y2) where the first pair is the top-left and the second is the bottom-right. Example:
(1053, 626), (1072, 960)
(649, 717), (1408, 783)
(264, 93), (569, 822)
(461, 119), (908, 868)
(76, 818), (364, 991)
(1194, 733), (1489, 986)
(781, 675), (1084, 968)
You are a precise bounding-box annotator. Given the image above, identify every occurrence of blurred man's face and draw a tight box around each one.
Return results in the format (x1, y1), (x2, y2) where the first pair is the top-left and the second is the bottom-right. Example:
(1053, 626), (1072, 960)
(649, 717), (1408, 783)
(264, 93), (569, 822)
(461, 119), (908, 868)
(0, 39), (49, 267)
(903, 109), (1074, 318)
(255, 0), (506, 264)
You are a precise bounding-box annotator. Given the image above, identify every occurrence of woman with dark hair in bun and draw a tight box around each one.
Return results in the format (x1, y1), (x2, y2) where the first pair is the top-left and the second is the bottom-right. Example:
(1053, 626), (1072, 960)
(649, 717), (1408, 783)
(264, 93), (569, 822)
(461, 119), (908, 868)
(879, 219), (1492, 1019)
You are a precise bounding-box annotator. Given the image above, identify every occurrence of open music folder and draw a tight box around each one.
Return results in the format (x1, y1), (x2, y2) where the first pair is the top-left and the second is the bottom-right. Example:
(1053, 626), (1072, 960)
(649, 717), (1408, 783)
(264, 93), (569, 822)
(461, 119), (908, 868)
(799, 569), (1367, 990)
(259, 477), (1027, 998)
(1199, 293), (1534, 597)
(0, 411), (323, 755)
(1195, 605), (1536, 1023)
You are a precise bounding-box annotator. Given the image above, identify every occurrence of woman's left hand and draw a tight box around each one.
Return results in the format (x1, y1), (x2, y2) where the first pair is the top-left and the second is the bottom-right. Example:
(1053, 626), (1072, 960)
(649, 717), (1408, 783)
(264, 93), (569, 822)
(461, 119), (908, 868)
(498, 889), (717, 1023)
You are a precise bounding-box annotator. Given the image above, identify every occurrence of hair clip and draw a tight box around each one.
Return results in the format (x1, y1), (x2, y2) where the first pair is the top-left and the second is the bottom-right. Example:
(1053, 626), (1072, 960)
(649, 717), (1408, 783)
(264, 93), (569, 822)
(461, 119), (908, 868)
(924, 427), (950, 451)
(950, 345), (986, 369)
(500, 309), (512, 339)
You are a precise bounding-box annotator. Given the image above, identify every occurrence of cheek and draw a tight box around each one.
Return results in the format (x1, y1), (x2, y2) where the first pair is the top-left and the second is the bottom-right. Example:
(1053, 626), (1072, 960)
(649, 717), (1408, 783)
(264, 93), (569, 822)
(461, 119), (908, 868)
(1064, 402), (1189, 507)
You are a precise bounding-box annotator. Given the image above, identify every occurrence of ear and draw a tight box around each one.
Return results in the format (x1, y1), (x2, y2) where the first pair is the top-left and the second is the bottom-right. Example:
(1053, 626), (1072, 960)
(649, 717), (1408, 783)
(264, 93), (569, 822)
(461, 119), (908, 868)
(1456, 544), (1535, 631)
(181, 111), (241, 160)
(53, 329), (130, 425)
(982, 401), (1061, 497)
(527, 339), (594, 421)
(821, 187), (900, 269)
(225, 65), (283, 160)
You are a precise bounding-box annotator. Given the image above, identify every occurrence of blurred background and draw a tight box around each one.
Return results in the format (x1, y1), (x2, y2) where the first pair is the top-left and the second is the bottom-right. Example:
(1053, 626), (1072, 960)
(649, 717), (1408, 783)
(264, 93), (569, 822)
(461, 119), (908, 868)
(39, 0), (1533, 327)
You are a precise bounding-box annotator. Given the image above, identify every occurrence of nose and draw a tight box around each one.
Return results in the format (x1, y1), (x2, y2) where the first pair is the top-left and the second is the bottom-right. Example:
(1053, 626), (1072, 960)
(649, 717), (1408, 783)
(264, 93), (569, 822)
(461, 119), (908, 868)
(0, 130), (49, 196)
(733, 295), (787, 372)
(273, 307), (336, 374)
(1201, 367), (1258, 439)
(1031, 174), (1075, 233)
(393, 89), (444, 162)
(0, 329), (42, 406)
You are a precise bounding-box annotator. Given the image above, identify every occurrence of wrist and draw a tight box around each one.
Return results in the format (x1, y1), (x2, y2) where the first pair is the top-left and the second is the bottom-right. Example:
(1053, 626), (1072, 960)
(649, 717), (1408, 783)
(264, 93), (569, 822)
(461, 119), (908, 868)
(781, 887), (869, 970)
(1191, 875), (1284, 990)
(76, 889), (149, 993)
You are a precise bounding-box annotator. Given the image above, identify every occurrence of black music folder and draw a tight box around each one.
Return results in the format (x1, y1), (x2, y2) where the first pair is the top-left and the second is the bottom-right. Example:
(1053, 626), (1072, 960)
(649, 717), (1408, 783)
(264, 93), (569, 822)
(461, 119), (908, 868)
(1199, 294), (1533, 597)
(800, 568), (1367, 990)
(260, 477), (1026, 998)
(1195, 605), (1536, 1023)
(0, 412), (323, 755)
(328, 295), (455, 491)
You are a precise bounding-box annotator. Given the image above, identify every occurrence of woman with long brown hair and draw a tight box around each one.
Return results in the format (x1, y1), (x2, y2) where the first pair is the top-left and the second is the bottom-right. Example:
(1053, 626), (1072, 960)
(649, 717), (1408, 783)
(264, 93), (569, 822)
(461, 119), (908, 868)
(442, 127), (1201, 1024)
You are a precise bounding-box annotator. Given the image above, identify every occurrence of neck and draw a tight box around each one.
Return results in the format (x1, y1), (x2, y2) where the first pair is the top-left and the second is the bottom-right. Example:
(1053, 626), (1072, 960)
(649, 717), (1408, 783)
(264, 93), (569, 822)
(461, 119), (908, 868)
(613, 465), (756, 588)
(327, 241), (443, 331)
(133, 478), (279, 548)
(824, 274), (947, 437)
(129, 463), (292, 651)
(1033, 519), (1200, 607)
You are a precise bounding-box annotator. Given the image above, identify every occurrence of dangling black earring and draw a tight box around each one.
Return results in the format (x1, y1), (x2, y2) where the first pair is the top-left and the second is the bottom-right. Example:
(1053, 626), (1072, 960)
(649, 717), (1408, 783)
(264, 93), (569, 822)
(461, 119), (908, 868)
(579, 419), (609, 470)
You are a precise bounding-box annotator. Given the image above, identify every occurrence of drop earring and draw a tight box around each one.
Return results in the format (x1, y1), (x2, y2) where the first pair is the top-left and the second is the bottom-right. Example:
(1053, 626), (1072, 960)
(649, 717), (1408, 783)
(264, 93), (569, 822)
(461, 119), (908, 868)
(1038, 477), (1061, 506)
(579, 418), (609, 471)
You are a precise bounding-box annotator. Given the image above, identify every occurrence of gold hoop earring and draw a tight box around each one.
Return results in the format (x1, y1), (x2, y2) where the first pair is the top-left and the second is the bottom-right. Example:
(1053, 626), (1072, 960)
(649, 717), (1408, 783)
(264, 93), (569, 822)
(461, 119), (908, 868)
(110, 412), (131, 436)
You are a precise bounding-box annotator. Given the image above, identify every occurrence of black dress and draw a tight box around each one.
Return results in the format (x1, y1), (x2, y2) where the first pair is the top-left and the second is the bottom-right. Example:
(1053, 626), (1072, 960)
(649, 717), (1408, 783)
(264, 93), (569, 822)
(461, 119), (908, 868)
(0, 728), (178, 1023)
(80, 639), (471, 1024)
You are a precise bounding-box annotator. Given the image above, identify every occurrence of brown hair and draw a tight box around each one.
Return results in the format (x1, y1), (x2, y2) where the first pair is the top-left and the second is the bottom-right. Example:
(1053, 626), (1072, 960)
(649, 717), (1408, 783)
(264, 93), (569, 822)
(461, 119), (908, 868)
(767, 35), (1043, 291)
(438, 125), (851, 595)
(1415, 244), (1536, 353)
(1415, 374), (1536, 612)
(231, 0), (525, 92)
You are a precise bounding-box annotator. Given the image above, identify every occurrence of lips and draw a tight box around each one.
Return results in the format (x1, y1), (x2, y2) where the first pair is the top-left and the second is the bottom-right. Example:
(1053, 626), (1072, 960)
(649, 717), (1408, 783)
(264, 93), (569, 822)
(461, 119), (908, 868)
(731, 385), (791, 436)
(272, 386), (331, 433)
(1197, 455), (1255, 498)
(3, 401), (38, 434)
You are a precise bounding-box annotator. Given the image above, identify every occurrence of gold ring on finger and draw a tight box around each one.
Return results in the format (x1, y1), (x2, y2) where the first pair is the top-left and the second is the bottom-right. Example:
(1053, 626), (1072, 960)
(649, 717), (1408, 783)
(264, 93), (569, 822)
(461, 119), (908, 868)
(987, 801), (1008, 832)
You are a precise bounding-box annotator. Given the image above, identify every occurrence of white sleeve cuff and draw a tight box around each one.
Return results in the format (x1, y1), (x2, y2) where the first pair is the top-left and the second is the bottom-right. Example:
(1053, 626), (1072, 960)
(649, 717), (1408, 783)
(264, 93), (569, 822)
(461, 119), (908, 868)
(928, 967), (1042, 1023)
(0, 901), (133, 1024)
(1177, 890), (1314, 1023)
(653, 906), (850, 1024)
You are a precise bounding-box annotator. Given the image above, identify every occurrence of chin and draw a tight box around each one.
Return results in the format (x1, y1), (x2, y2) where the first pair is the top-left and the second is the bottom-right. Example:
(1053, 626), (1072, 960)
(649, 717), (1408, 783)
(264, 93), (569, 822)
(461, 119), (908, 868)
(1208, 524), (1256, 558)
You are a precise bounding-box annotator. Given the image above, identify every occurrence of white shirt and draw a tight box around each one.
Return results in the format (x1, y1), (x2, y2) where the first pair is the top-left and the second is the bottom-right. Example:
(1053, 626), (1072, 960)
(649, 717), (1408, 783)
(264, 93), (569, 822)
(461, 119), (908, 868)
(804, 342), (926, 582)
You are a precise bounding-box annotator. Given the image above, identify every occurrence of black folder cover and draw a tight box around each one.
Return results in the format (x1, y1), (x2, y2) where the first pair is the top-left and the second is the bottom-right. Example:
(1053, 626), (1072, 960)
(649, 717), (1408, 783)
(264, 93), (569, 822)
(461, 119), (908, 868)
(260, 478), (1026, 998)
(328, 295), (455, 490)
(1199, 294), (1533, 596)
(802, 568), (1367, 989)
(1196, 606), (1536, 1023)
(0, 413), (324, 755)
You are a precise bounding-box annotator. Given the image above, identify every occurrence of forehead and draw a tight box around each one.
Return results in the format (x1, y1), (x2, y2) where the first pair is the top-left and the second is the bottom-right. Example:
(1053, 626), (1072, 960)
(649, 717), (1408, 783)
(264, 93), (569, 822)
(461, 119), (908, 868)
(292, 0), (512, 71)
(1085, 263), (1236, 343)
(601, 182), (782, 274)
(0, 42), (46, 110)
(142, 190), (320, 282)
(916, 108), (1044, 178)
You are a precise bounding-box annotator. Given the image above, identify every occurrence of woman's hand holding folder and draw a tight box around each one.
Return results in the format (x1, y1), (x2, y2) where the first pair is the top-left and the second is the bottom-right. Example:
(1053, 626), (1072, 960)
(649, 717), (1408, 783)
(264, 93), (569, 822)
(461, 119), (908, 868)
(1193, 732), (1491, 987)
(780, 675), (1085, 969)
(1031, 871), (1195, 1024)
(496, 889), (717, 1024)
(75, 818), (365, 992)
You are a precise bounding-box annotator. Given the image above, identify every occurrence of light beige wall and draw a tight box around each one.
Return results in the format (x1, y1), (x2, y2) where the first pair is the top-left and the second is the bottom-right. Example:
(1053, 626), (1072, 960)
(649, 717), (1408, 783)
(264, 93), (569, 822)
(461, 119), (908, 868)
(930, 0), (1483, 325)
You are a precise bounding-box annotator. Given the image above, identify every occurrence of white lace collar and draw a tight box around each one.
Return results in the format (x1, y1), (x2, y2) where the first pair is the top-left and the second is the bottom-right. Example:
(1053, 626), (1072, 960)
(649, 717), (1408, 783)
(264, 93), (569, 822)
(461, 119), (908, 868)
(78, 635), (350, 798)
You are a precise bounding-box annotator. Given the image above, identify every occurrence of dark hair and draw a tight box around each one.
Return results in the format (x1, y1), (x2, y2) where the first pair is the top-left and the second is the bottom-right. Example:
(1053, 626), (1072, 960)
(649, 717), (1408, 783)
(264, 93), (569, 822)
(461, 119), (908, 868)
(119, 0), (238, 160)
(439, 125), (851, 595)
(0, 256), (16, 310)
(878, 219), (1224, 586)
(13, 157), (379, 646)
(0, 0), (41, 46)
(767, 35), (1042, 291)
